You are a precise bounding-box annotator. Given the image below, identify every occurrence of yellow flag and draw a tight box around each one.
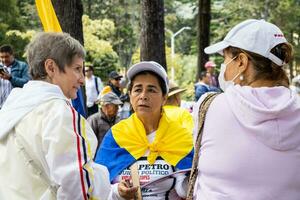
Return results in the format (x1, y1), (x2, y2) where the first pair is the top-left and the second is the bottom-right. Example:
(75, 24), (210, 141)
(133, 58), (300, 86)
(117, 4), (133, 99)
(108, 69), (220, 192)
(35, 0), (62, 32)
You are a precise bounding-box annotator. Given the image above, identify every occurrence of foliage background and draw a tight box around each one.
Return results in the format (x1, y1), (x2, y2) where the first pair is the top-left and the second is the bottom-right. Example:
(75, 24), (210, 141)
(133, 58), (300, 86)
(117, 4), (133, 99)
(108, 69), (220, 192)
(1, 0), (299, 100)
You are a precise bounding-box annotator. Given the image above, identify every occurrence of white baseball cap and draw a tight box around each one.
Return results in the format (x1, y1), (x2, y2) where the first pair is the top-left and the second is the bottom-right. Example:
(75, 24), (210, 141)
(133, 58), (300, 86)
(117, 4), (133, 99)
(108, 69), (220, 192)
(127, 61), (169, 93)
(204, 19), (287, 66)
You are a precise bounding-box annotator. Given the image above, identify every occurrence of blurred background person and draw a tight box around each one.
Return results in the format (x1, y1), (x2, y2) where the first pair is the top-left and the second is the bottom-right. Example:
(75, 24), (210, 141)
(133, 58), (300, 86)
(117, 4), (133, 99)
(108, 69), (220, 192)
(194, 71), (220, 101)
(95, 61), (194, 199)
(291, 75), (300, 95)
(0, 44), (30, 109)
(101, 70), (123, 97)
(190, 19), (300, 200)
(164, 81), (194, 135)
(88, 92), (122, 152)
(85, 64), (103, 117)
(118, 77), (132, 120)
(204, 60), (219, 88)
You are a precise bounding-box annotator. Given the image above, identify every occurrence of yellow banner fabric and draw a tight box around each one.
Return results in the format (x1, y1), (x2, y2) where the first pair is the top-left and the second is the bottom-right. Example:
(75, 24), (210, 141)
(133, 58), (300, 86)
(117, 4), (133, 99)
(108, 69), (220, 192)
(35, 0), (62, 32)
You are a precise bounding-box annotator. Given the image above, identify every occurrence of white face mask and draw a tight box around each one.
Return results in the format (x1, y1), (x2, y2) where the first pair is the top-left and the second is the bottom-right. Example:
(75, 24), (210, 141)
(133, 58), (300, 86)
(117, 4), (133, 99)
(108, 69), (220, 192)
(218, 56), (240, 91)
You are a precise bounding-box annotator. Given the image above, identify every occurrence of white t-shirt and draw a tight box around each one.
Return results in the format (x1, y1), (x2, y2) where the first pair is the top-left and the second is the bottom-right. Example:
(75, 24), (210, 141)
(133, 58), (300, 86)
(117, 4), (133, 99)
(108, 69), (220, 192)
(85, 75), (103, 107)
(112, 132), (187, 200)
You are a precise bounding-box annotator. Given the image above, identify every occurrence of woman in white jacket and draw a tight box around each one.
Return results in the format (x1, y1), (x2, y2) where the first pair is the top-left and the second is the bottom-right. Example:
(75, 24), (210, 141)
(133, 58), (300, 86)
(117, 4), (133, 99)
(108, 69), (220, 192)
(191, 19), (300, 200)
(0, 32), (135, 200)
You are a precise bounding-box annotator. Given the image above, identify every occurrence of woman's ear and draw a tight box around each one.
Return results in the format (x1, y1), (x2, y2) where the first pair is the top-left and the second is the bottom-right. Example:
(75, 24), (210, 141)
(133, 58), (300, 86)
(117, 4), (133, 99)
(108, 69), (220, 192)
(237, 53), (249, 74)
(44, 59), (58, 79)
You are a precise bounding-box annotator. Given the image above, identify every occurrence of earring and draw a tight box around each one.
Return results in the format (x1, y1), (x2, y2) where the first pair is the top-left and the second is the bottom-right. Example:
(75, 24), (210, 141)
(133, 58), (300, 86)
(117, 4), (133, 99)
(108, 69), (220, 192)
(239, 75), (244, 81)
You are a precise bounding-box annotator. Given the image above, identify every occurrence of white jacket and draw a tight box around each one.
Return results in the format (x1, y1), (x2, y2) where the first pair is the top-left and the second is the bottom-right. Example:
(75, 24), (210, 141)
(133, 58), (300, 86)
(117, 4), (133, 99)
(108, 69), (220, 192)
(0, 81), (113, 200)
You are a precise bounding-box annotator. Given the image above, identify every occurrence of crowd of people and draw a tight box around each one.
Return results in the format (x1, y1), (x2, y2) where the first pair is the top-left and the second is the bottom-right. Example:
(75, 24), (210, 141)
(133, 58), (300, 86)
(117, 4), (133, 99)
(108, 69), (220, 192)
(0, 18), (300, 200)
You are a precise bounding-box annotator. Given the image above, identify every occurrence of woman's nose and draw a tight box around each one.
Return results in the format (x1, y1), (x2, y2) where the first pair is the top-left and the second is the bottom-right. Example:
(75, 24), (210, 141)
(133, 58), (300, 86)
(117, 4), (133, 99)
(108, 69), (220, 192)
(79, 73), (85, 86)
(139, 91), (148, 100)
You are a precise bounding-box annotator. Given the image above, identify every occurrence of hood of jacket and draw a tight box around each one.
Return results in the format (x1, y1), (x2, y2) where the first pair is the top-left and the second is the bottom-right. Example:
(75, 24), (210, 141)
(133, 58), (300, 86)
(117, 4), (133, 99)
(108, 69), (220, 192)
(225, 85), (300, 151)
(0, 80), (67, 140)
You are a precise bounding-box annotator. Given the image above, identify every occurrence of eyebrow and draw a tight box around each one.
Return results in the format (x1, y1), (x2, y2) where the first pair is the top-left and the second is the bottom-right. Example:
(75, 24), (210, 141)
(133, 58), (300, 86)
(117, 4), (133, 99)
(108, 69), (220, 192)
(72, 63), (83, 68)
(133, 84), (158, 89)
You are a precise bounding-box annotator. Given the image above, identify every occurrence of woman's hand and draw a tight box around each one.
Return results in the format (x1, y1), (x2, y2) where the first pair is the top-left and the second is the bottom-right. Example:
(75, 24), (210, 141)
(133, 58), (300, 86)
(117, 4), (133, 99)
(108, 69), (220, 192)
(118, 180), (139, 200)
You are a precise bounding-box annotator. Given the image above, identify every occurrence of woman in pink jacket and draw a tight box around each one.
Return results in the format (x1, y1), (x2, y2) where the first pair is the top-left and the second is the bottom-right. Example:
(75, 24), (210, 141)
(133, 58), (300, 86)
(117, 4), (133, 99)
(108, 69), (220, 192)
(192, 19), (300, 200)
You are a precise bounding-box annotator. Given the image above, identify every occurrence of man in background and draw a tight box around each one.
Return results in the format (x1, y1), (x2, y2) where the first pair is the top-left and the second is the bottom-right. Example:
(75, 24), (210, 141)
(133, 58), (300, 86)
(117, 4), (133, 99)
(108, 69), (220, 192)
(85, 64), (103, 116)
(87, 92), (122, 150)
(195, 71), (220, 101)
(101, 71), (123, 97)
(0, 45), (30, 109)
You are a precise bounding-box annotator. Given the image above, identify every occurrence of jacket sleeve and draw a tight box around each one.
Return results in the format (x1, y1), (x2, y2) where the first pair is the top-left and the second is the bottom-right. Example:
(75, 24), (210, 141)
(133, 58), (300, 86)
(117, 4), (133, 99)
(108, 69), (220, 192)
(10, 62), (30, 87)
(42, 101), (112, 200)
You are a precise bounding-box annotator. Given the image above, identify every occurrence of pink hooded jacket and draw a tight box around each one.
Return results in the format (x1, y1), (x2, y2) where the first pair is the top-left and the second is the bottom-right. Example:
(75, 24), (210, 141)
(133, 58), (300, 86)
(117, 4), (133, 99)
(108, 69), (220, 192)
(192, 85), (300, 200)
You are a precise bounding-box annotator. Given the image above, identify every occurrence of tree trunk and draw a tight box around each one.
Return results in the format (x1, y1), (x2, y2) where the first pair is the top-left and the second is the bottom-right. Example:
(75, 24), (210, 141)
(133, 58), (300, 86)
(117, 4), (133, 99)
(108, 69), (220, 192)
(52, 0), (84, 45)
(140, 0), (167, 70)
(197, 0), (210, 81)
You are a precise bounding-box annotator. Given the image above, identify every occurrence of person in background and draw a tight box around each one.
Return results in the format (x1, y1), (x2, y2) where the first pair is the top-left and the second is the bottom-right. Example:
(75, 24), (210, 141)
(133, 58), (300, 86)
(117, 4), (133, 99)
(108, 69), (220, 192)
(204, 60), (219, 88)
(0, 32), (135, 199)
(164, 81), (194, 135)
(291, 75), (300, 95)
(95, 61), (194, 199)
(0, 45), (30, 109)
(117, 77), (132, 120)
(85, 64), (103, 117)
(192, 19), (300, 200)
(194, 71), (220, 101)
(101, 71), (123, 97)
(88, 92), (122, 151)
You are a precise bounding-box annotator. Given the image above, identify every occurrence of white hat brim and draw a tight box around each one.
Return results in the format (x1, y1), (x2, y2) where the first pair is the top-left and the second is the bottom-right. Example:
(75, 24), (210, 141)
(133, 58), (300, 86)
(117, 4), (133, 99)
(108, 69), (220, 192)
(204, 41), (229, 55)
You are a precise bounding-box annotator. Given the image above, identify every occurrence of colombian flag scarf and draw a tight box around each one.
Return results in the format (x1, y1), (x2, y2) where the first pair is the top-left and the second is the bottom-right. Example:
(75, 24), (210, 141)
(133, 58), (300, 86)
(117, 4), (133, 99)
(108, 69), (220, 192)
(95, 111), (194, 181)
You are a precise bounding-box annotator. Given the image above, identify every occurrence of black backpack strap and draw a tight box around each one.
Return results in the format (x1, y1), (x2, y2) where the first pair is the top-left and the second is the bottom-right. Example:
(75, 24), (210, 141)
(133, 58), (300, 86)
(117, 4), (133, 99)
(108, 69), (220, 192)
(94, 77), (100, 95)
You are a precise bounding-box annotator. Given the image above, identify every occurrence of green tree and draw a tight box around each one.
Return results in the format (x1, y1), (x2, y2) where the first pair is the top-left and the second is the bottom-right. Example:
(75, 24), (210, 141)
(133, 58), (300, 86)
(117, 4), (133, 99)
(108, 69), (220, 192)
(82, 15), (119, 80)
(17, 0), (41, 29)
(0, 0), (26, 58)
(82, 0), (140, 69)
(210, 0), (300, 78)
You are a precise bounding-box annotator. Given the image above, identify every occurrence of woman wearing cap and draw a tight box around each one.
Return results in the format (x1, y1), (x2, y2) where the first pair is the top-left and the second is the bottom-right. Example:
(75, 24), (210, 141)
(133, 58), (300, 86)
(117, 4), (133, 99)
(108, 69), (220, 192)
(95, 61), (194, 199)
(191, 19), (300, 199)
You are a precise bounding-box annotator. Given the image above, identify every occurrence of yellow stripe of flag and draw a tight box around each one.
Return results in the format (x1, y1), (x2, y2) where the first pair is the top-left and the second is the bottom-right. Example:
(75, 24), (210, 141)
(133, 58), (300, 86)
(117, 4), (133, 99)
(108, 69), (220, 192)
(35, 0), (62, 32)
